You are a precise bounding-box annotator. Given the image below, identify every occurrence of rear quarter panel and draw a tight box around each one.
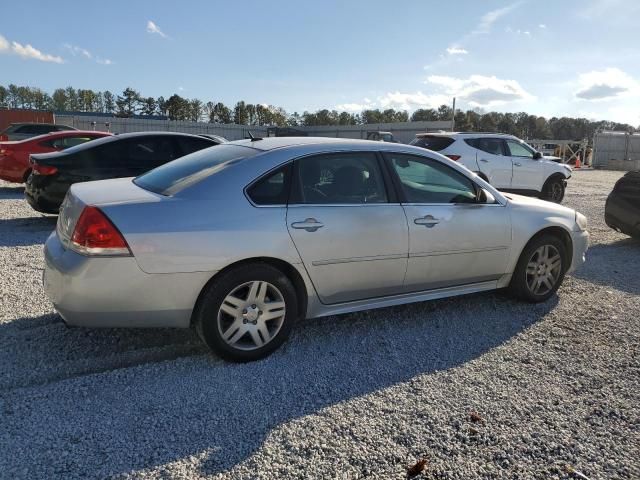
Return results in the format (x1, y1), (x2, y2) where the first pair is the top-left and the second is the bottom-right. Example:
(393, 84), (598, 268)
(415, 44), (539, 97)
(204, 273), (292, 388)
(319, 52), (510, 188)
(100, 165), (303, 275)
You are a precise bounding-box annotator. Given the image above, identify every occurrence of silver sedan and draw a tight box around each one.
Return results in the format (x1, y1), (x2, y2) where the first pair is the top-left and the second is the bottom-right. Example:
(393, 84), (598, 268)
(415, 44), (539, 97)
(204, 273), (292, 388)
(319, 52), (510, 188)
(44, 137), (589, 361)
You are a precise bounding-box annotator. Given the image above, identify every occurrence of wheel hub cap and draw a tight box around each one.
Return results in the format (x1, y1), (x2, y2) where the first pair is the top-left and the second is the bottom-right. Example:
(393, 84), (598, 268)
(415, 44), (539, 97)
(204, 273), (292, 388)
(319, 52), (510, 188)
(526, 244), (562, 296)
(217, 281), (286, 351)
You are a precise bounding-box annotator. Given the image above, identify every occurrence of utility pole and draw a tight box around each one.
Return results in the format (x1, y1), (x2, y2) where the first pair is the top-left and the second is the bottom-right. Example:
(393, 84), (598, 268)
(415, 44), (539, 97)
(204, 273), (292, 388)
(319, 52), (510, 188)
(451, 97), (456, 131)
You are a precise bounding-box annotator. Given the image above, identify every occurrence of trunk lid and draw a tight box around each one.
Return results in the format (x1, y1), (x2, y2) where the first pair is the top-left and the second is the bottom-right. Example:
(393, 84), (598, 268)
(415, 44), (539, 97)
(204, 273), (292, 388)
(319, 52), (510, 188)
(56, 177), (163, 250)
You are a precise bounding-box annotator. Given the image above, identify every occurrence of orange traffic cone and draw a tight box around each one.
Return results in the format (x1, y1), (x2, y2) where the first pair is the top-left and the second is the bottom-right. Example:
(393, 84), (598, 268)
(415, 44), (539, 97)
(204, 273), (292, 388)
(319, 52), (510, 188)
(574, 155), (581, 169)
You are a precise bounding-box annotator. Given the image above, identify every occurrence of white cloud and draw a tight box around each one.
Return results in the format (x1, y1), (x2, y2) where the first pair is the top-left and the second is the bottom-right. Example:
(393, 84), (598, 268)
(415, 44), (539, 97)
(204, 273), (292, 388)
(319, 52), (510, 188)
(474, 2), (522, 34)
(333, 98), (375, 113)
(426, 74), (534, 107)
(377, 92), (451, 111)
(0, 35), (9, 52)
(575, 68), (638, 100)
(147, 20), (167, 38)
(64, 43), (91, 59)
(96, 57), (114, 65)
(446, 46), (468, 55)
(538, 23), (547, 29)
(0, 34), (64, 63)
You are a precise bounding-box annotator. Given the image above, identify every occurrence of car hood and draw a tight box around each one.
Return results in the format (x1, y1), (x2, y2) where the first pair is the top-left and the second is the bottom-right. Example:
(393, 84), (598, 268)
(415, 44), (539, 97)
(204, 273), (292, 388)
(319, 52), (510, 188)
(504, 192), (575, 217)
(543, 155), (562, 162)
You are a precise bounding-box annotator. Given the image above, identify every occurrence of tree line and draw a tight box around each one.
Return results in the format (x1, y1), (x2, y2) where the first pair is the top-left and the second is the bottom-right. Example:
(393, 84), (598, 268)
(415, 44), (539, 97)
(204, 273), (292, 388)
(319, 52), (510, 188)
(0, 84), (636, 140)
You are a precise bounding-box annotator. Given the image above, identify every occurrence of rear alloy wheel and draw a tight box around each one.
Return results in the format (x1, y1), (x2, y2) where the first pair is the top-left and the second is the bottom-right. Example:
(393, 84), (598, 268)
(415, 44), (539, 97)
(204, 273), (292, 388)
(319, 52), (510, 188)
(508, 234), (567, 302)
(542, 177), (565, 203)
(195, 264), (298, 362)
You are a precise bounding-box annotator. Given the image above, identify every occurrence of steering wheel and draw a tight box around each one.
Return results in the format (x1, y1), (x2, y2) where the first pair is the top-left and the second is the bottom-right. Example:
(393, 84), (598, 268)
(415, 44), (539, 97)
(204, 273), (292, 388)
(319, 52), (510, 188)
(303, 185), (327, 201)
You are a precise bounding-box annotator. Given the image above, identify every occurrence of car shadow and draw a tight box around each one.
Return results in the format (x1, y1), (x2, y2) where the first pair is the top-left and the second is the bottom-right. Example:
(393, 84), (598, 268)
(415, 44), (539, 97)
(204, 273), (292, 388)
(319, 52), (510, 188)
(572, 237), (640, 295)
(0, 216), (57, 247)
(0, 292), (559, 478)
(0, 185), (25, 199)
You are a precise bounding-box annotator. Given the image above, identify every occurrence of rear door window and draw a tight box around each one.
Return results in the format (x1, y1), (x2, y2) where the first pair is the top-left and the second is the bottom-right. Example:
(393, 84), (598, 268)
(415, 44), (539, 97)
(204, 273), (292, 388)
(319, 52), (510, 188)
(409, 136), (455, 151)
(291, 152), (388, 204)
(468, 138), (506, 156)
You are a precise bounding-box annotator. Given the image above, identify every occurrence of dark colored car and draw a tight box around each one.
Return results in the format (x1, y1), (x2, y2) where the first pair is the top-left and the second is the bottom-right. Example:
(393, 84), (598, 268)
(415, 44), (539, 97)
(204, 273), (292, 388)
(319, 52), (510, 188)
(197, 134), (228, 144)
(25, 132), (218, 213)
(0, 123), (77, 141)
(605, 171), (640, 239)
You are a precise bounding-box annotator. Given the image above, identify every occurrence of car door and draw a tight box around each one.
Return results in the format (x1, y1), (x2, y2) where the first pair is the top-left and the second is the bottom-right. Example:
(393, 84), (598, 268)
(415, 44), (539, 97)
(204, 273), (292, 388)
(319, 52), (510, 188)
(286, 151), (409, 304)
(384, 152), (511, 292)
(469, 137), (513, 189)
(505, 139), (544, 191)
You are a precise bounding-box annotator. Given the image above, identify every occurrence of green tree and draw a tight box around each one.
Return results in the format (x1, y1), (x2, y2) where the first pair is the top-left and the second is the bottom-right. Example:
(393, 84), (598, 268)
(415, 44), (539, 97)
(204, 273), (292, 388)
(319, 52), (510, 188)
(116, 87), (141, 116)
(140, 97), (158, 116)
(103, 91), (116, 113)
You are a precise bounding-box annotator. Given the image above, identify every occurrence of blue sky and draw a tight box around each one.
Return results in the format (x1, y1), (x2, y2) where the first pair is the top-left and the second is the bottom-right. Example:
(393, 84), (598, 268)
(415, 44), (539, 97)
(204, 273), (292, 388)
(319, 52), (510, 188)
(1, 0), (640, 125)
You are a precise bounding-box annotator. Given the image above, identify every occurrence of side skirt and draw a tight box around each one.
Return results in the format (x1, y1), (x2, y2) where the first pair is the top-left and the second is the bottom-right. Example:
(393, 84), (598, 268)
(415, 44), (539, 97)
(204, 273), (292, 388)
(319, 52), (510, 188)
(307, 280), (500, 319)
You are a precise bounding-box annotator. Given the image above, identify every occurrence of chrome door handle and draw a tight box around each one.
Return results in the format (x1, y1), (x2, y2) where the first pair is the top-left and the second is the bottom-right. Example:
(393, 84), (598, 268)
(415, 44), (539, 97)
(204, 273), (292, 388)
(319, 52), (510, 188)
(291, 218), (324, 232)
(514, 162), (522, 167)
(480, 158), (489, 163)
(414, 215), (440, 228)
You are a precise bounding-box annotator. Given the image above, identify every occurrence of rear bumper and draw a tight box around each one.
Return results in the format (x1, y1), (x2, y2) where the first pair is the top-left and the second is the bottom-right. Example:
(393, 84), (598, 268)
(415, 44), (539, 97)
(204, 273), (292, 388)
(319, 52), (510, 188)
(43, 232), (215, 328)
(568, 229), (589, 274)
(605, 197), (640, 237)
(25, 178), (69, 213)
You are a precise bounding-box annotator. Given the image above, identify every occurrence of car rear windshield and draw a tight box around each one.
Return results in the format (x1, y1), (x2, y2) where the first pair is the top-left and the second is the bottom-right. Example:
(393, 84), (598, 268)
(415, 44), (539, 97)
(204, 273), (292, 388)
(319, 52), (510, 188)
(133, 144), (260, 195)
(409, 136), (455, 151)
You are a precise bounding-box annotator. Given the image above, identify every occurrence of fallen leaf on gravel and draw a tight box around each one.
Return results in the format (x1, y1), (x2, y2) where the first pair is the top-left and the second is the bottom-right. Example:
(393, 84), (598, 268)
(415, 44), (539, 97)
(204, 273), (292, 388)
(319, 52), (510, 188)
(407, 458), (428, 478)
(467, 426), (479, 435)
(565, 465), (592, 480)
(470, 411), (484, 423)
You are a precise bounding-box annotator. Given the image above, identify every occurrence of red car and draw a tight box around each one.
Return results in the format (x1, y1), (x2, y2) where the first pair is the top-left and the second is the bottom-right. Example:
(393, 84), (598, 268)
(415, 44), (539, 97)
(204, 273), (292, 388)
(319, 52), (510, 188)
(0, 130), (112, 183)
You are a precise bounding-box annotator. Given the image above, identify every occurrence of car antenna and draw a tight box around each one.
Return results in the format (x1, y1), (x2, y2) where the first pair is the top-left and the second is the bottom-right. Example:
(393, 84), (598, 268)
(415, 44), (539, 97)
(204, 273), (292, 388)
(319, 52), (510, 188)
(247, 130), (263, 141)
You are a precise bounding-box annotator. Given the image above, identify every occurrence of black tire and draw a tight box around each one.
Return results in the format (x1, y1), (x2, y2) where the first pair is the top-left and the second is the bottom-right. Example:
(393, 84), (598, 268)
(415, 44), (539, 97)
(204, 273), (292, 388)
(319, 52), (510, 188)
(508, 234), (568, 303)
(194, 263), (298, 362)
(22, 169), (32, 183)
(541, 176), (565, 203)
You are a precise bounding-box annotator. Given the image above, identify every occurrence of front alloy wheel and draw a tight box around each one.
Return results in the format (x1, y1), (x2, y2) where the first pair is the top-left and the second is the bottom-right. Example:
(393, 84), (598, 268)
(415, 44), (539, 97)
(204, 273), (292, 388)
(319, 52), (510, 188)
(525, 245), (562, 296)
(508, 234), (567, 302)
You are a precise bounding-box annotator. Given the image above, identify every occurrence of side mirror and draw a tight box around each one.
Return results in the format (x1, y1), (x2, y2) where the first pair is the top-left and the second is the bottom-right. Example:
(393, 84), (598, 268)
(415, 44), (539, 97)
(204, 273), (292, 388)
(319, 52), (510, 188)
(533, 152), (542, 160)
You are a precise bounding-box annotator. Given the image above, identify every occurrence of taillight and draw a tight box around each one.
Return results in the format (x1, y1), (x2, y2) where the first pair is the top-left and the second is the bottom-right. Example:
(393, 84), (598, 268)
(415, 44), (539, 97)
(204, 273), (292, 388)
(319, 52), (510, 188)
(32, 164), (58, 175)
(445, 155), (461, 161)
(70, 206), (131, 256)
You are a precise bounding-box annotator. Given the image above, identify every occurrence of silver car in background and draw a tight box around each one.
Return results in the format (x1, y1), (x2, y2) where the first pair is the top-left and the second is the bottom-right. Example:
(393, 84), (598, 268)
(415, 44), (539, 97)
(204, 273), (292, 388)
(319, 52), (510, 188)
(44, 137), (589, 361)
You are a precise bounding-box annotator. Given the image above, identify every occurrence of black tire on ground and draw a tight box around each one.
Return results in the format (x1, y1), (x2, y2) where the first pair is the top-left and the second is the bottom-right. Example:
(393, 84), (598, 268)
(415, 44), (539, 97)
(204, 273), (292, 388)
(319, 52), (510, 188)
(541, 176), (565, 203)
(508, 234), (568, 303)
(22, 169), (31, 183)
(194, 263), (298, 362)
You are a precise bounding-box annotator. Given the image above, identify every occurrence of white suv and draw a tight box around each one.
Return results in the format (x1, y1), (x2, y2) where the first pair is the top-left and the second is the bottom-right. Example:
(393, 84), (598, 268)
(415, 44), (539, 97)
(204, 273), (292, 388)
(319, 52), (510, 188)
(410, 132), (572, 203)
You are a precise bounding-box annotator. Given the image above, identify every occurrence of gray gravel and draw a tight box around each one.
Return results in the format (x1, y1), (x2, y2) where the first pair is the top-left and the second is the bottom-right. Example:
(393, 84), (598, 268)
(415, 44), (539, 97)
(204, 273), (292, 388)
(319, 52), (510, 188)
(0, 171), (638, 479)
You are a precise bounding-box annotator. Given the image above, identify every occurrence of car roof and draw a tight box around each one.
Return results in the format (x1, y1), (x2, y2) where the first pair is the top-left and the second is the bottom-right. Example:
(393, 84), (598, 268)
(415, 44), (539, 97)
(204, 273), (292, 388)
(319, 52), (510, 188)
(9, 122), (60, 127)
(20, 130), (112, 143)
(229, 136), (395, 151)
(415, 131), (518, 139)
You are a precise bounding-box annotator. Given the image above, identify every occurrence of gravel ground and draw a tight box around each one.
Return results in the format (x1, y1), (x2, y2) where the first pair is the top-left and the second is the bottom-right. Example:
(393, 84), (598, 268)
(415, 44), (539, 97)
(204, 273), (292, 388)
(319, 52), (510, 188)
(0, 170), (638, 479)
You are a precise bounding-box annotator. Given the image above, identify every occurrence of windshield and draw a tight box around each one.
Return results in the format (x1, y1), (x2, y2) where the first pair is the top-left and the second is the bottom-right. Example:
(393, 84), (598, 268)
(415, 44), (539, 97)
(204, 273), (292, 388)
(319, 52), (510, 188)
(134, 144), (260, 195)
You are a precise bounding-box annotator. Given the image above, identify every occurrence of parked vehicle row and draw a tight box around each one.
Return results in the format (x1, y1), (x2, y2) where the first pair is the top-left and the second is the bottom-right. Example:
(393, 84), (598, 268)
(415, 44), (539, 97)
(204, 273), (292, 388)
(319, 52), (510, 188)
(44, 137), (590, 361)
(0, 122), (77, 141)
(410, 132), (572, 203)
(0, 130), (112, 183)
(26, 132), (219, 213)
